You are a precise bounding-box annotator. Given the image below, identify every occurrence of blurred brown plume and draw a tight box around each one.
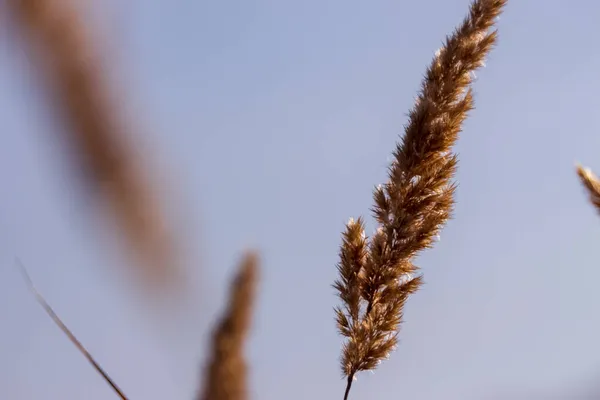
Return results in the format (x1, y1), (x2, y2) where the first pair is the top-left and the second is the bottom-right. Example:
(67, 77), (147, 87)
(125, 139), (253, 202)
(7, 0), (180, 289)
(198, 252), (259, 400)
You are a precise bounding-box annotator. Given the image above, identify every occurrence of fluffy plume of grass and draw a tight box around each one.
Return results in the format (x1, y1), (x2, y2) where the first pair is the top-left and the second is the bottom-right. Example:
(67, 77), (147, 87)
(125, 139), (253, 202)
(17, 259), (129, 400)
(333, 0), (506, 398)
(198, 252), (259, 400)
(7, 0), (178, 287)
(576, 164), (600, 214)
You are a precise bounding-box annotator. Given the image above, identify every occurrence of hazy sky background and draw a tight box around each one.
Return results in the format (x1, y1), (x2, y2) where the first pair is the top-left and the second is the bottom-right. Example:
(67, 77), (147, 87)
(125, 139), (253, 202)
(2, 0), (600, 399)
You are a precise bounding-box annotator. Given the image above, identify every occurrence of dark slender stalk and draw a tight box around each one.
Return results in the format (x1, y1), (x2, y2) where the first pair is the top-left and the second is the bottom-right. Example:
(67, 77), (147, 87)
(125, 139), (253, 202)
(343, 373), (355, 400)
(17, 259), (129, 400)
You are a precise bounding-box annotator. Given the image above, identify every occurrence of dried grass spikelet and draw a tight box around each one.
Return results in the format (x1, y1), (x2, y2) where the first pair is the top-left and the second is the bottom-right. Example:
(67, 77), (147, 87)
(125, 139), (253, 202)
(334, 0), (506, 398)
(8, 0), (178, 287)
(199, 252), (259, 400)
(576, 164), (600, 214)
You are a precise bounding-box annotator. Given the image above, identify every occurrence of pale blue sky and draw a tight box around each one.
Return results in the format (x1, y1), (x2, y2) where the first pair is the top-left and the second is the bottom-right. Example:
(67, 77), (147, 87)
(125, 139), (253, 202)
(2, 0), (600, 399)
